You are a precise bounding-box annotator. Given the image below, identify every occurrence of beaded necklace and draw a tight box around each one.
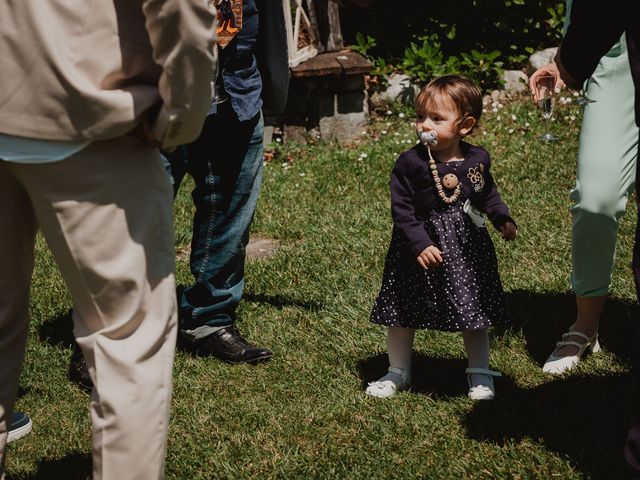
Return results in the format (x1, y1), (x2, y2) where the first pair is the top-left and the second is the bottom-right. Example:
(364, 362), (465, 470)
(427, 146), (461, 204)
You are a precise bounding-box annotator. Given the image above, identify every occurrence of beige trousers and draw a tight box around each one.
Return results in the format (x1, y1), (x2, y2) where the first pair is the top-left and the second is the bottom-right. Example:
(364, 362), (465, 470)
(0, 136), (177, 480)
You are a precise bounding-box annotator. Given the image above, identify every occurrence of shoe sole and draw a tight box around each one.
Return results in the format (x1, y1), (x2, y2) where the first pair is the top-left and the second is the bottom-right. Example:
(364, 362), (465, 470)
(225, 353), (274, 365)
(7, 418), (32, 443)
(468, 393), (495, 401)
(365, 383), (411, 398)
(542, 357), (580, 375)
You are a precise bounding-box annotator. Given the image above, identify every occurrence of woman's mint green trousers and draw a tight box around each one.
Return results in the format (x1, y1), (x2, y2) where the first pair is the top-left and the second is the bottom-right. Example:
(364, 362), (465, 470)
(570, 35), (639, 296)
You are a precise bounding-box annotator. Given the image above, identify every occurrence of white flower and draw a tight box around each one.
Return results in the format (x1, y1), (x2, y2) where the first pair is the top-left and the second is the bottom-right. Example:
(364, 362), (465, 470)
(275, 138), (281, 143)
(299, 172), (306, 176)
(497, 115), (502, 121)
(511, 114), (517, 121)
(570, 115), (576, 121)
(525, 122), (530, 127)
(492, 107), (498, 113)
(508, 128), (514, 134)
(359, 153), (368, 158)
(381, 130), (388, 135)
(573, 91), (579, 97)
(399, 112), (405, 118)
(386, 110), (392, 115)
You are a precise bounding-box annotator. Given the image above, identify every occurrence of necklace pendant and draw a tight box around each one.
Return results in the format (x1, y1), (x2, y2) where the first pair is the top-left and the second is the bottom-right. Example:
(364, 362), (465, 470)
(426, 145), (461, 204)
(442, 173), (459, 189)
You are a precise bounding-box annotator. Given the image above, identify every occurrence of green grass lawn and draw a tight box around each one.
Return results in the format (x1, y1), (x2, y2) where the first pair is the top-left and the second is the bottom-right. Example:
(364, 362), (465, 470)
(7, 94), (640, 479)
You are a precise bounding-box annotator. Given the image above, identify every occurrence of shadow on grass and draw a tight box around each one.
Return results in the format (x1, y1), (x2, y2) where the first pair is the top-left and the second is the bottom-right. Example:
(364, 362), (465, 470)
(500, 289), (640, 368)
(243, 293), (324, 312)
(358, 289), (640, 478)
(358, 357), (637, 478)
(174, 284), (325, 313)
(475, 289), (640, 478)
(37, 308), (74, 349)
(358, 352), (471, 398)
(36, 292), (324, 357)
(8, 452), (91, 480)
(463, 373), (637, 479)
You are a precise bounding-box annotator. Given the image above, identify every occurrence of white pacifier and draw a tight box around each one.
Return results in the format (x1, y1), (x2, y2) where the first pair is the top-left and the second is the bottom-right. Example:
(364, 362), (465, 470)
(418, 130), (438, 146)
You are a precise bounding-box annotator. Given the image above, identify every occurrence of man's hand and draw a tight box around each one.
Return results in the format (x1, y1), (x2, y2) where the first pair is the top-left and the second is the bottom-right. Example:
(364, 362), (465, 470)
(499, 222), (517, 241)
(417, 245), (443, 269)
(528, 63), (565, 103)
(130, 117), (162, 149)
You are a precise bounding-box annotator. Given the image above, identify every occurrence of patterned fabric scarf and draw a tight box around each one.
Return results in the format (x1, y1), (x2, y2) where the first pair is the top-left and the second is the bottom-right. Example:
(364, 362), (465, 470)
(215, 0), (243, 48)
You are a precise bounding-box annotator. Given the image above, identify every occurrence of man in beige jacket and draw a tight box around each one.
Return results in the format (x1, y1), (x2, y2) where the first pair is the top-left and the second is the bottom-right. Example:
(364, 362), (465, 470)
(0, 1), (217, 478)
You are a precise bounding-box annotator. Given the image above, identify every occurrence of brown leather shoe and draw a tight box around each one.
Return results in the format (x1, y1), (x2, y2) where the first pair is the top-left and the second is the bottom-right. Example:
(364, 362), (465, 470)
(189, 326), (273, 365)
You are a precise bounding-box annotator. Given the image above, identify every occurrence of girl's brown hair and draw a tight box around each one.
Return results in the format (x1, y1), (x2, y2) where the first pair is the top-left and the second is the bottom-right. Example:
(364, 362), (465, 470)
(415, 75), (483, 135)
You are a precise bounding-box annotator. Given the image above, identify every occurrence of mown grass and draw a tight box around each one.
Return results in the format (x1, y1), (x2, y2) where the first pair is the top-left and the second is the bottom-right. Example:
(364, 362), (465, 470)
(6, 94), (640, 479)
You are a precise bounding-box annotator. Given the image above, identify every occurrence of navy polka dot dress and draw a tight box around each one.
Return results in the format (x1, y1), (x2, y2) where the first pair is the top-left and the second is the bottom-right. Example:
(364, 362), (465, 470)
(371, 203), (507, 331)
(371, 142), (511, 332)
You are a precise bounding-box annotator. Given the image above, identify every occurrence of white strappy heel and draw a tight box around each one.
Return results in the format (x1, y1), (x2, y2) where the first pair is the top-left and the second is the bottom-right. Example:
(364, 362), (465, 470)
(542, 330), (600, 375)
(465, 367), (501, 401)
(365, 367), (411, 398)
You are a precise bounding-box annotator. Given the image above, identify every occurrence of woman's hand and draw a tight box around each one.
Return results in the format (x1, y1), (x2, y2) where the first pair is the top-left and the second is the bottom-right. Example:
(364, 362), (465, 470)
(499, 222), (517, 241)
(529, 63), (565, 103)
(417, 245), (443, 269)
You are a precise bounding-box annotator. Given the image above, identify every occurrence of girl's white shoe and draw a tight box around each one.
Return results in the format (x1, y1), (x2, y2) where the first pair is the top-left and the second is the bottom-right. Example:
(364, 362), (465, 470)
(542, 330), (600, 375)
(465, 367), (501, 401)
(365, 367), (411, 398)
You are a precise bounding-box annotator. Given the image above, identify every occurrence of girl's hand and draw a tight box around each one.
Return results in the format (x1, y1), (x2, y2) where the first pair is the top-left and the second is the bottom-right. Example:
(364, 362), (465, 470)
(528, 63), (565, 103)
(499, 222), (517, 241)
(417, 245), (443, 269)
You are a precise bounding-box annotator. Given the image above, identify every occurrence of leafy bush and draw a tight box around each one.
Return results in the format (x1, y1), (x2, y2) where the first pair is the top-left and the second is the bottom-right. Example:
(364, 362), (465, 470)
(351, 32), (395, 83)
(399, 34), (503, 90)
(342, 0), (564, 91)
(459, 49), (503, 90)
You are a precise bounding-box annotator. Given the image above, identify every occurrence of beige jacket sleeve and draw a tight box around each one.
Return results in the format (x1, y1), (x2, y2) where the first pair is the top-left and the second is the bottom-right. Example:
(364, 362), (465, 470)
(142, 0), (217, 148)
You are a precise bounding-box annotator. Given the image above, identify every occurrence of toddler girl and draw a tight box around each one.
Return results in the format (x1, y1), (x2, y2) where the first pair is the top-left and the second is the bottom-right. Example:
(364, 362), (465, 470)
(366, 75), (517, 400)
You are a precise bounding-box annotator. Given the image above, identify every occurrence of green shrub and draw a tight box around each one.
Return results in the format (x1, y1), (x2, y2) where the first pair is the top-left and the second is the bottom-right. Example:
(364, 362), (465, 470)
(343, 0), (564, 91)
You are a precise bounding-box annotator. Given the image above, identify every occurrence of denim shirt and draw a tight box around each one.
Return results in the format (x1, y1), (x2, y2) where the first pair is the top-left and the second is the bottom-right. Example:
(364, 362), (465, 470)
(208, 0), (262, 121)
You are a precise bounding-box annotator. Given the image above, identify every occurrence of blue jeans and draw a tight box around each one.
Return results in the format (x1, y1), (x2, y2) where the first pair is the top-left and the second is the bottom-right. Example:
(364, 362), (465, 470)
(166, 104), (264, 340)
